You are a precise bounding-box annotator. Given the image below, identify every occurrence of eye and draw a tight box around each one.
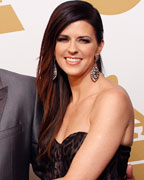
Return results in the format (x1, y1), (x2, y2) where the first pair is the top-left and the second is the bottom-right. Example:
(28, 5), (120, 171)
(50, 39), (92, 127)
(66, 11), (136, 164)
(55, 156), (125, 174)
(79, 38), (91, 43)
(57, 36), (68, 42)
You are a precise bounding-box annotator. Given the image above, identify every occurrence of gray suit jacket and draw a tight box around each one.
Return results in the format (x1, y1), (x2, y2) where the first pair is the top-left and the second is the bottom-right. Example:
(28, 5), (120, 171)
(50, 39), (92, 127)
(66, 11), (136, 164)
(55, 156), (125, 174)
(0, 69), (42, 180)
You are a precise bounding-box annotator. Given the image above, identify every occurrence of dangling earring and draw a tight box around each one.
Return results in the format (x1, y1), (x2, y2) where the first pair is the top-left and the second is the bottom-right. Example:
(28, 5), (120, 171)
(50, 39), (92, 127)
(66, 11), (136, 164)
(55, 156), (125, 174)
(53, 60), (57, 80)
(90, 56), (99, 82)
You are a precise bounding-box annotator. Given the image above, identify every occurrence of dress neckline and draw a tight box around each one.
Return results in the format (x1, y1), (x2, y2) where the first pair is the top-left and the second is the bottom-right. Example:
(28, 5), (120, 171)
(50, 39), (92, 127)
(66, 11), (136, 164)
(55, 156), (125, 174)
(54, 131), (131, 150)
(55, 131), (87, 145)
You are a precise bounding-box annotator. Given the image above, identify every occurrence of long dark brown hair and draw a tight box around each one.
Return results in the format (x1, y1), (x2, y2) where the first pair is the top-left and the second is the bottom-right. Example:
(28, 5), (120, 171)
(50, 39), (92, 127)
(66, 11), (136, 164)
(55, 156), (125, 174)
(37, 0), (104, 160)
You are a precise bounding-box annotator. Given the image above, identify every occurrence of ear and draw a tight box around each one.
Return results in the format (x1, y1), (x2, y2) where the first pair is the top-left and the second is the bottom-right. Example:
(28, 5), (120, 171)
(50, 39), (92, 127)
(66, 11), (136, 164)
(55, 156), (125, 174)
(95, 40), (104, 56)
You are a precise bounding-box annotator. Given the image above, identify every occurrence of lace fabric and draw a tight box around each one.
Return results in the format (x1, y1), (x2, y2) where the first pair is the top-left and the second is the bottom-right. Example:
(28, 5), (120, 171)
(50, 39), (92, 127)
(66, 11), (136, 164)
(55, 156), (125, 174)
(40, 132), (131, 180)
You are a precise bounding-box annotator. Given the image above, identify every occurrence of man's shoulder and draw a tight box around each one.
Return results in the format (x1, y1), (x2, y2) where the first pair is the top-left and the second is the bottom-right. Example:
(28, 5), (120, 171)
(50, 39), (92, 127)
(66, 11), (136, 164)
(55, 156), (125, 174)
(0, 68), (35, 79)
(0, 69), (37, 104)
(0, 68), (35, 85)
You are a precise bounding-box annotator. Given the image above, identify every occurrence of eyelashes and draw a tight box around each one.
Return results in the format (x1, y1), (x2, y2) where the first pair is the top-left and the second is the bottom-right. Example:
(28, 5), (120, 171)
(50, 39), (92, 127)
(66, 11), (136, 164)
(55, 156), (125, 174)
(57, 37), (68, 42)
(57, 36), (91, 44)
(79, 39), (91, 43)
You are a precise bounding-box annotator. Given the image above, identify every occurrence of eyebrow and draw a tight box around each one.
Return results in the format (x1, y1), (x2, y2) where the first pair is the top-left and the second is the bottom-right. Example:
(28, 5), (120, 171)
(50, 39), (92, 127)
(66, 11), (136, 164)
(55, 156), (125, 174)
(59, 34), (92, 39)
(58, 34), (68, 37)
(78, 36), (92, 40)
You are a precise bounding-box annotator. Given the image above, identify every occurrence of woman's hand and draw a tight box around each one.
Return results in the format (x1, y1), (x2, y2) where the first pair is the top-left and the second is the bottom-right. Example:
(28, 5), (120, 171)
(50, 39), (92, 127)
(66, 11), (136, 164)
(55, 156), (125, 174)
(126, 164), (135, 180)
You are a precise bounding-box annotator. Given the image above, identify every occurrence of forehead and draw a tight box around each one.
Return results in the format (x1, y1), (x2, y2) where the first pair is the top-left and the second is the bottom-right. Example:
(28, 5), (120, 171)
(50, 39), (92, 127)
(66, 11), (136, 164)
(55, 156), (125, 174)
(60, 20), (96, 37)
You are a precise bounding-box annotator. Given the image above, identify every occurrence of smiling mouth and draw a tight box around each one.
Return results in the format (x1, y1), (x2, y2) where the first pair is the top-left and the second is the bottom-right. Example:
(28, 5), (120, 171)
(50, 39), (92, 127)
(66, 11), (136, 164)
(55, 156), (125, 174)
(65, 57), (82, 62)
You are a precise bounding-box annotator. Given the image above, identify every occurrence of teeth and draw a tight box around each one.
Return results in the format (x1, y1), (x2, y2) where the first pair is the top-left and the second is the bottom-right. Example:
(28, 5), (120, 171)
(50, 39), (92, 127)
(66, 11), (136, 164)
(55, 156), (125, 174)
(66, 57), (81, 62)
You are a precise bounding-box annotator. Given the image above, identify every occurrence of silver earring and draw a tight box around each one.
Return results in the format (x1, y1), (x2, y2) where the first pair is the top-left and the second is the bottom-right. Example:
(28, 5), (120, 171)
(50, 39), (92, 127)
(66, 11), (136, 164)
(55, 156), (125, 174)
(53, 60), (57, 80)
(90, 56), (99, 82)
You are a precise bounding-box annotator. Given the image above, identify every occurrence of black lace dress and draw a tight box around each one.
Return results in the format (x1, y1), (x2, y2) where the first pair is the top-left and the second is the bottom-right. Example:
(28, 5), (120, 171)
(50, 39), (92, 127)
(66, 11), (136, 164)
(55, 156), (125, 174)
(39, 132), (131, 180)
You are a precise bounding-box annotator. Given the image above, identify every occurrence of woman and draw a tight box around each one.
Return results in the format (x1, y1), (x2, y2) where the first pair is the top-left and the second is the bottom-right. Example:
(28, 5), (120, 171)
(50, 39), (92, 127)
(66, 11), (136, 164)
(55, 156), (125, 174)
(37, 1), (134, 179)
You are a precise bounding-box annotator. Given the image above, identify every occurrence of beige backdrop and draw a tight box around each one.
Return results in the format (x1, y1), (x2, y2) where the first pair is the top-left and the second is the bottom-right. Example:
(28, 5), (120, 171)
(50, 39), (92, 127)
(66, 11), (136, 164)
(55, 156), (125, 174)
(0, 0), (143, 179)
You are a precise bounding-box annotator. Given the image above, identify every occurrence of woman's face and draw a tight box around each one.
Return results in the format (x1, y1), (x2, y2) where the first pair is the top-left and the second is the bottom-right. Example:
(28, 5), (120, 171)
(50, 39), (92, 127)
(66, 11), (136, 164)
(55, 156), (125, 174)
(55, 20), (103, 78)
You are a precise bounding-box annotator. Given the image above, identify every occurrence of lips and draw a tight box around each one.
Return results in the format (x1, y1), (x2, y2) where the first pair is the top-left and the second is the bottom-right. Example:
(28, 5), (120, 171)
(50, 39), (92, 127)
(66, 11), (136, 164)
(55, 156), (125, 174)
(65, 57), (82, 65)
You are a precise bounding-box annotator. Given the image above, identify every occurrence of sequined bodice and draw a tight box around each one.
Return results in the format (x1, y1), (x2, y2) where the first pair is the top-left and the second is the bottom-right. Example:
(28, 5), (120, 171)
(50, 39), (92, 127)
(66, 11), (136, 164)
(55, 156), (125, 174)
(40, 132), (131, 180)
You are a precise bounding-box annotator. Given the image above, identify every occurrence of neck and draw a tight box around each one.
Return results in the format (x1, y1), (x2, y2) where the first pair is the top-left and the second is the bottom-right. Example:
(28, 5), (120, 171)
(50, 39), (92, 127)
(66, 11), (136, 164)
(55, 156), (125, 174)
(68, 73), (103, 104)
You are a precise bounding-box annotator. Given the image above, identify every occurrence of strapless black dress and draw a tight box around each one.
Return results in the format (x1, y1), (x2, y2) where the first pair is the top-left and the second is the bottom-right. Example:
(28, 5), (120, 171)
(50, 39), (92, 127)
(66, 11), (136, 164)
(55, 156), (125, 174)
(40, 132), (131, 180)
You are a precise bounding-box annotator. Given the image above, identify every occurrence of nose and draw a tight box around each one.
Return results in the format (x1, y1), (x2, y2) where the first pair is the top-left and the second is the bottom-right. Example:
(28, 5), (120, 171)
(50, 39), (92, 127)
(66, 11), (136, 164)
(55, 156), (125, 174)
(68, 40), (78, 55)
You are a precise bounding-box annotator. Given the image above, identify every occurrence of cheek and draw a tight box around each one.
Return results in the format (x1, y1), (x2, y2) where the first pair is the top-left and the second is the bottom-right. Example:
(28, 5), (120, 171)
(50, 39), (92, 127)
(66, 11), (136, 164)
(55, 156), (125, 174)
(55, 44), (67, 56)
(55, 47), (63, 64)
(55, 45), (60, 57)
(83, 46), (96, 58)
(55, 46), (64, 67)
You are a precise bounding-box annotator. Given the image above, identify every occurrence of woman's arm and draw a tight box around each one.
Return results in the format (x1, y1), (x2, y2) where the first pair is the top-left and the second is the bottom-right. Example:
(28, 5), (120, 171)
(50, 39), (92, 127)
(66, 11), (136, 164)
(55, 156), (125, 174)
(56, 89), (134, 180)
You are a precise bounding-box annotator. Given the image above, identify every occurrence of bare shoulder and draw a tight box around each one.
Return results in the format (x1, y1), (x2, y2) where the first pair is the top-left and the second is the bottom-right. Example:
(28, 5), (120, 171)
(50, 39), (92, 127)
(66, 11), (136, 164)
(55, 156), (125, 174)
(91, 83), (134, 124)
(93, 74), (133, 107)
(97, 81), (133, 108)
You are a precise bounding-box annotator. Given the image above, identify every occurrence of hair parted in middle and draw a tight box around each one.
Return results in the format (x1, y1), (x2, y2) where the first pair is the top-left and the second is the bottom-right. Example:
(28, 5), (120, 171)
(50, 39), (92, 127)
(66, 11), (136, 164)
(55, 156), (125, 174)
(37, 0), (104, 160)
